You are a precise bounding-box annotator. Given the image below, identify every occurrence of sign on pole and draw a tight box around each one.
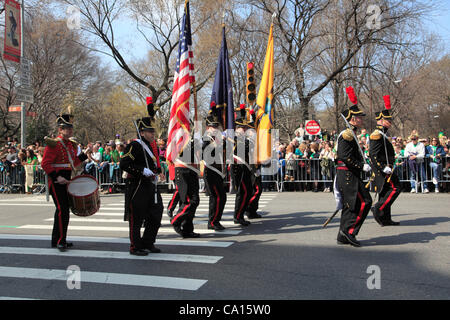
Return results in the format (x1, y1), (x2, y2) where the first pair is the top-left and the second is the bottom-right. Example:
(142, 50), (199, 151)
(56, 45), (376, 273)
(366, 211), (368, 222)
(3, 0), (22, 63)
(16, 58), (34, 103)
(305, 120), (321, 136)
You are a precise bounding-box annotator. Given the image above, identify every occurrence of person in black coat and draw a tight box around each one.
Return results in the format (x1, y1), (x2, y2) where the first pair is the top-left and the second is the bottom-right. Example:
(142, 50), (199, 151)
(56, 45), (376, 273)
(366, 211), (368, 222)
(120, 101), (163, 256)
(202, 103), (227, 230)
(335, 87), (372, 247)
(369, 95), (401, 226)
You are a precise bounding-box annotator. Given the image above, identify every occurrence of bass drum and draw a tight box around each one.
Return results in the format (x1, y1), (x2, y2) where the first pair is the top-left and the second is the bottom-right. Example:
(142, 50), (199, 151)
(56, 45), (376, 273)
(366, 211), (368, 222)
(67, 175), (100, 216)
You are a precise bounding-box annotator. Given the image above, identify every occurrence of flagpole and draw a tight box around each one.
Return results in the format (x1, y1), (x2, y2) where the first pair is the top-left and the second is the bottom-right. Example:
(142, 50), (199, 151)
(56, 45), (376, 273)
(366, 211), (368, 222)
(187, 0), (198, 133)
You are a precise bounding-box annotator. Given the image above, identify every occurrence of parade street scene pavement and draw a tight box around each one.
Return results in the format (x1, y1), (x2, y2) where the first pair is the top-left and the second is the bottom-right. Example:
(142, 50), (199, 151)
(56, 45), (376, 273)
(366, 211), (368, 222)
(0, 191), (448, 300)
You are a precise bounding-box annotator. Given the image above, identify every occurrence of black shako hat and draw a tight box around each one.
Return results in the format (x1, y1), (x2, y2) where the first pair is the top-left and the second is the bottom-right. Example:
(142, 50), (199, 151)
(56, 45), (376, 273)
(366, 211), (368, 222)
(375, 95), (393, 120)
(137, 97), (158, 131)
(341, 86), (366, 120)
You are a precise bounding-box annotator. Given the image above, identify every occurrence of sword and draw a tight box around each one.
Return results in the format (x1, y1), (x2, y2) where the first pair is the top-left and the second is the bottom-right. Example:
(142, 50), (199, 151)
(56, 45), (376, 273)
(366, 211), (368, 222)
(323, 209), (340, 228)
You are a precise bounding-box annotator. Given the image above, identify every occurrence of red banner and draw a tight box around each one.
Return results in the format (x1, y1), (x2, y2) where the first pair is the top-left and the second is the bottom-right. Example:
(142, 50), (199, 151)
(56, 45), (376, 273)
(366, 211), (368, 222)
(3, 0), (22, 63)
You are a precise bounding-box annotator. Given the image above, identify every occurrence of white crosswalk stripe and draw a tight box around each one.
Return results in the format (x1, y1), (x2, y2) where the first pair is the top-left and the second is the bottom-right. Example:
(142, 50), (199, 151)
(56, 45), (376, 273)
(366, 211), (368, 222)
(0, 246), (223, 264)
(0, 234), (234, 248)
(0, 192), (278, 298)
(0, 266), (207, 291)
(5, 192), (277, 238)
(0, 234), (229, 295)
(17, 225), (243, 235)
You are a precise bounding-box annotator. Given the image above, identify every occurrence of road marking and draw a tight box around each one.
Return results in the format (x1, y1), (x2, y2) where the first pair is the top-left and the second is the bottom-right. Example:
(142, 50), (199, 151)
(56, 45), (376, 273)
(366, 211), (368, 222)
(0, 203), (54, 207)
(17, 225), (242, 235)
(44, 217), (239, 226)
(0, 234), (234, 247)
(0, 266), (207, 291)
(0, 247), (222, 264)
(0, 297), (40, 300)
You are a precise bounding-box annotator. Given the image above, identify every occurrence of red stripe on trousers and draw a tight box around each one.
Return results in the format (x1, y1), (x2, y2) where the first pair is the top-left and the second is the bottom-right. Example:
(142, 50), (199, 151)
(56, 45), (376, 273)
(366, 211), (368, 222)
(171, 196), (190, 225)
(169, 187), (179, 211)
(236, 181), (247, 220)
(349, 192), (365, 235)
(211, 185), (220, 226)
(50, 180), (64, 246)
(129, 204), (135, 250)
(248, 184), (260, 205)
(379, 180), (397, 211)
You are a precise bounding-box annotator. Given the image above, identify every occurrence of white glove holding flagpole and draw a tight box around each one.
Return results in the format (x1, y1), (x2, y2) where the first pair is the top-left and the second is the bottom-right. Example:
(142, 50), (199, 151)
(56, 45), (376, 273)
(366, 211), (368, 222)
(143, 168), (155, 178)
(383, 166), (392, 174)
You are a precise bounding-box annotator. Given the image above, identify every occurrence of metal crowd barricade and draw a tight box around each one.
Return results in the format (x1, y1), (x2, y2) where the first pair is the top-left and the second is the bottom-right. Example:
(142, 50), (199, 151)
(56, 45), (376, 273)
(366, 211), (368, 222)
(395, 156), (450, 193)
(90, 161), (173, 193)
(280, 158), (376, 191)
(1, 157), (448, 194)
(261, 158), (281, 192)
(0, 164), (25, 193)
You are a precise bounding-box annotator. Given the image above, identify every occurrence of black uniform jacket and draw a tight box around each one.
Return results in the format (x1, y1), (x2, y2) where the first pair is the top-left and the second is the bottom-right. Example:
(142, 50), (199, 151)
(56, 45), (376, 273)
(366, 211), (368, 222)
(369, 126), (395, 193)
(202, 132), (225, 174)
(336, 128), (365, 210)
(120, 139), (160, 220)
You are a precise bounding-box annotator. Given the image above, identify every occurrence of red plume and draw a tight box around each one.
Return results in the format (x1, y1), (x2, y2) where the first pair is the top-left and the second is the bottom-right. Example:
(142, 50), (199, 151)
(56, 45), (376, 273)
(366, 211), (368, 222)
(249, 109), (255, 115)
(210, 101), (216, 108)
(346, 87), (358, 105)
(146, 97), (153, 105)
(383, 95), (391, 110)
(240, 103), (246, 110)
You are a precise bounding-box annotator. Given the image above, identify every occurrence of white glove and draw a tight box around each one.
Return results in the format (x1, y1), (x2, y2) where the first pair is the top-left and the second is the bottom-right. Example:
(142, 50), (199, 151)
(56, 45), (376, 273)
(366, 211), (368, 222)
(383, 166), (392, 174)
(363, 164), (372, 173)
(56, 176), (70, 185)
(143, 168), (154, 177)
(77, 145), (82, 156)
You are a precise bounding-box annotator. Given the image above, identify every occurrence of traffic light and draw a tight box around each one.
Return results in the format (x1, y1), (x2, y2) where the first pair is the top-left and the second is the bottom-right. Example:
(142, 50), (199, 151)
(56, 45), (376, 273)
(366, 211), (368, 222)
(246, 62), (256, 105)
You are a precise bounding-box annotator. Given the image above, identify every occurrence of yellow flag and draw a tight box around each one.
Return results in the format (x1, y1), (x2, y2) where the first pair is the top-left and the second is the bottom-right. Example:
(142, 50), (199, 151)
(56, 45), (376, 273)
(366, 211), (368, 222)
(256, 23), (274, 164)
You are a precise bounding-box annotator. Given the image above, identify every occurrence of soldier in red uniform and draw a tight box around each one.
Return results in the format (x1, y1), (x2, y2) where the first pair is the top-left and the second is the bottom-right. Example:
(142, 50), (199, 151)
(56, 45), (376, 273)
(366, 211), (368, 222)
(41, 113), (87, 251)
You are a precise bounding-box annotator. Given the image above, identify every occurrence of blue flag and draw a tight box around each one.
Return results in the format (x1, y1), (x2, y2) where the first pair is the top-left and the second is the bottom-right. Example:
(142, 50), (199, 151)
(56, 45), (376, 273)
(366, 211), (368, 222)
(210, 26), (234, 130)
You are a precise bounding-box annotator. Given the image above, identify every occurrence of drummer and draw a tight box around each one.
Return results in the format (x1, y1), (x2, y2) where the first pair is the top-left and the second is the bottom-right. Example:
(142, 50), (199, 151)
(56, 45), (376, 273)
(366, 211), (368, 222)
(41, 110), (88, 251)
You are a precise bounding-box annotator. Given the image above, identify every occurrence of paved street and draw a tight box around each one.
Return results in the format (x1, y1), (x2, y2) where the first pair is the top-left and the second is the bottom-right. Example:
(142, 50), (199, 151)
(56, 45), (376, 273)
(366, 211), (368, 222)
(0, 191), (449, 301)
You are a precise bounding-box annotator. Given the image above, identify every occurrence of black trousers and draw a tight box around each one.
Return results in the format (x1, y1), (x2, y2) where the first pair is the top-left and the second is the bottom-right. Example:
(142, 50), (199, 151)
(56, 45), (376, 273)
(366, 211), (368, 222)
(170, 167), (199, 234)
(247, 174), (262, 215)
(128, 181), (163, 251)
(167, 185), (180, 214)
(49, 173), (71, 246)
(374, 174), (402, 223)
(204, 167), (227, 227)
(232, 164), (253, 221)
(339, 175), (372, 236)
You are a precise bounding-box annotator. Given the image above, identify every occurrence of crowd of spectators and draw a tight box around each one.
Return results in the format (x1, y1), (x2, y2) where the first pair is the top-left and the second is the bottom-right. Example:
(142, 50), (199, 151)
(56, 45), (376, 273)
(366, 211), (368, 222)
(1, 127), (449, 194)
(0, 135), (169, 194)
(270, 125), (450, 193)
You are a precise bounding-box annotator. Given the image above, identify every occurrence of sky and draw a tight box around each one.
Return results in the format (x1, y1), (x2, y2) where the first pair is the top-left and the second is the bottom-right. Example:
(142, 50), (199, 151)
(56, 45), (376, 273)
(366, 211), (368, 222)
(422, 1), (450, 51)
(94, 2), (450, 71)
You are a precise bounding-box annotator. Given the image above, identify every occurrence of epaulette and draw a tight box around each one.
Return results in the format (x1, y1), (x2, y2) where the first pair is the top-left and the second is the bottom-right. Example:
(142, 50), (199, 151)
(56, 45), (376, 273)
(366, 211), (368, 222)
(44, 136), (58, 147)
(69, 139), (79, 148)
(370, 130), (382, 140)
(121, 145), (134, 160)
(342, 129), (354, 141)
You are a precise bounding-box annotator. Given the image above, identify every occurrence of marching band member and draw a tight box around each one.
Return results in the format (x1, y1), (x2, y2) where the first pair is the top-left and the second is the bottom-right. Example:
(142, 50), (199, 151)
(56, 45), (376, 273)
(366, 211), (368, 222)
(170, 124), (202, 238)
(335, 87), (372, 247)
(231, 104), (254, 226)
(202, 102), (227, 231)
(120, 99), (163, 255)
(41, 111), (88, 251)
(369, 95), (402, 226)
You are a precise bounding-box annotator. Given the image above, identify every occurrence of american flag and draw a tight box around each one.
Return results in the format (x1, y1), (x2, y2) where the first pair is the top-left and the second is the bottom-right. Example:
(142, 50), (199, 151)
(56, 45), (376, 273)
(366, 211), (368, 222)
(166, 0), (195, 167)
